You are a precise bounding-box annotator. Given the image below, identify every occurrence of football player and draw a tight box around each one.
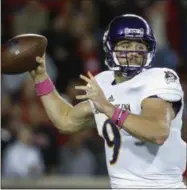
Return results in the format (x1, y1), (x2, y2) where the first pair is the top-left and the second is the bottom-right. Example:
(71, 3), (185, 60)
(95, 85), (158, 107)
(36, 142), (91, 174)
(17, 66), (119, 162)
(30, 14), (186, 188)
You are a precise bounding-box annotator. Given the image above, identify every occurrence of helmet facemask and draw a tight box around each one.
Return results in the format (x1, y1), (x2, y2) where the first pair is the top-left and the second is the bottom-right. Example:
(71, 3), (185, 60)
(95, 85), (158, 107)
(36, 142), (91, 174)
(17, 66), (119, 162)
(104, 39), (153, 77)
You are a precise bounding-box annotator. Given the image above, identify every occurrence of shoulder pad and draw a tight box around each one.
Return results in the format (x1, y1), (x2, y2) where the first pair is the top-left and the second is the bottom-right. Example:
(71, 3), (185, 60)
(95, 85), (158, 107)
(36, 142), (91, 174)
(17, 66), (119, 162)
(141, 68), (183, 102)
(94, 71), (114, 86)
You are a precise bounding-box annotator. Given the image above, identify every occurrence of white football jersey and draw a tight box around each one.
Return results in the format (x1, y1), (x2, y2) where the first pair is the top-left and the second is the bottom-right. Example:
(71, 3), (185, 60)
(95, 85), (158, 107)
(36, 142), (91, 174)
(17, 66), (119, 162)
(90, 68), (187, 188)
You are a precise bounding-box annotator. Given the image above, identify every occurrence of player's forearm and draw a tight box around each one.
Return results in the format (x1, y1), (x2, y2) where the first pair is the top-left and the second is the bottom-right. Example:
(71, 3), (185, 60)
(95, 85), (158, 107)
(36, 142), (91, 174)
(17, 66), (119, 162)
(40, 90), (73, 132)
(120, 114), (169, 144)
(40, 92), (94, 134)
(33, 74), (82, 133)
(102, 102), (169, 144)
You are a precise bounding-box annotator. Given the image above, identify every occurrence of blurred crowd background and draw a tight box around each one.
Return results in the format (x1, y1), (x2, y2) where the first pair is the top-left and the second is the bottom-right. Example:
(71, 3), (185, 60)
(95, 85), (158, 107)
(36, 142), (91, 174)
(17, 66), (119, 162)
(1, 0), (187, 180)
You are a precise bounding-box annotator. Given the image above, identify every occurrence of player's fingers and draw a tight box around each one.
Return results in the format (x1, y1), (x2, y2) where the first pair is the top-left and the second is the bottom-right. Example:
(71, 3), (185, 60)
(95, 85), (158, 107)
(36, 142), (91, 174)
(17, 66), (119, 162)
(36, 56), (43, 65)
(36, 56), (41, 62)
(80, 74), (91, 84)
(75, 85), (90, 91)
(87, 71), (99, 87)
(76, 94), (89, 100)
(42, 53), (45, 59)
(30, 70), (35, 76)
(87, 71), (95, 80)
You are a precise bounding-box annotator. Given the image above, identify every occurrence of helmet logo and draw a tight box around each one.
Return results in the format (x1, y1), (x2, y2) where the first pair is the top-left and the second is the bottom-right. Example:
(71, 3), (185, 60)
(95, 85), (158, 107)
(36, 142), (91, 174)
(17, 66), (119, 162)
(124, 28), (144, 38)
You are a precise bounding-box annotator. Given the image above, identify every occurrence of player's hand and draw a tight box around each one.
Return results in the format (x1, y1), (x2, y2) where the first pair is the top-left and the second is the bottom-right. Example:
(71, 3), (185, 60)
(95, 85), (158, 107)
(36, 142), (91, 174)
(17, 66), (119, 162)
(75, 71), (109, 113)
(30, 55), (48, 83)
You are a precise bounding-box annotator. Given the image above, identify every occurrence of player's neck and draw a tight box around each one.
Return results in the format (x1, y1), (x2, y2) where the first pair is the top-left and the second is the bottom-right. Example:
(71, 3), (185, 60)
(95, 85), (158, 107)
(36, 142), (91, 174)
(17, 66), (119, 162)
(114, 71), (131, 84)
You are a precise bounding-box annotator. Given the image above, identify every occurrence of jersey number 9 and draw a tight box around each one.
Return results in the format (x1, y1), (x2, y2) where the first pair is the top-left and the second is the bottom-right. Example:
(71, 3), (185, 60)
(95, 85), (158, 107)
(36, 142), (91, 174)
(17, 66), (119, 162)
(102, 119), (121, 164)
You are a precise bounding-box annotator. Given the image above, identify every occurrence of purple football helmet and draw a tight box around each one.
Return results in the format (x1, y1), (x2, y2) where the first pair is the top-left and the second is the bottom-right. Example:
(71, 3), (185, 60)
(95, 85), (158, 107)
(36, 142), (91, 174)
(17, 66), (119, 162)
(103, 14), (156, 77)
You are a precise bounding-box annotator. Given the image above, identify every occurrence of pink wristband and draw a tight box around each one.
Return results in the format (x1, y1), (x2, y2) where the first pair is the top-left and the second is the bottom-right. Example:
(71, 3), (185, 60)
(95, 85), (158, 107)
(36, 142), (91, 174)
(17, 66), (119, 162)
(117, 111), (129, 128)
(111, 107), (121, 124)
(35, 78), (55, 96)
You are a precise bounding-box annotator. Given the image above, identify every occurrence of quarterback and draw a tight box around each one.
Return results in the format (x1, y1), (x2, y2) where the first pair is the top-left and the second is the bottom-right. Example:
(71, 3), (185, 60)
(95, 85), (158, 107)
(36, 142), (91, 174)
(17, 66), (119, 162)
(30, 14), (186, 188)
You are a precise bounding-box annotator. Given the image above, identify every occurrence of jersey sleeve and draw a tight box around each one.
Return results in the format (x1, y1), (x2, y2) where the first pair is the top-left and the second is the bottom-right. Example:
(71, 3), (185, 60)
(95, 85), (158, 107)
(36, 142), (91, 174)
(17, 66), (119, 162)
(141, 68), (184, 102)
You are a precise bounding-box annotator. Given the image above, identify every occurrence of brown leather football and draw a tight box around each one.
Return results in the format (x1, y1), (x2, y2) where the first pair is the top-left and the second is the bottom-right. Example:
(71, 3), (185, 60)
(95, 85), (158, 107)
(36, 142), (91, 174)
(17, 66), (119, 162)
(1, 34), (47, 74)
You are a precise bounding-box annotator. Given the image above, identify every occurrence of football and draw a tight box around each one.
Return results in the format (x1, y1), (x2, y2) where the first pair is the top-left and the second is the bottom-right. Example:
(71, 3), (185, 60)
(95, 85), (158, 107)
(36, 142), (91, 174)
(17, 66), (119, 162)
(1, 34), (47, 74)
